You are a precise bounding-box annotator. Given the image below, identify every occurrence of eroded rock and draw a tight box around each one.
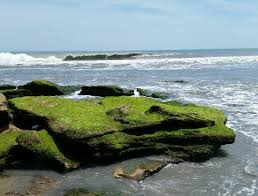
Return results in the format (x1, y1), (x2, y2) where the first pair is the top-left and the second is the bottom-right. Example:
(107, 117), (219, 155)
(114, 160), (167, 181)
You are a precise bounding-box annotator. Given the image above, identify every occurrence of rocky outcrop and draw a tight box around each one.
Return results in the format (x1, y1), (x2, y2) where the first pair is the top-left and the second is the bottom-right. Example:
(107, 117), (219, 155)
(63, 53), (141, 61)
(5, 96), (235, 171)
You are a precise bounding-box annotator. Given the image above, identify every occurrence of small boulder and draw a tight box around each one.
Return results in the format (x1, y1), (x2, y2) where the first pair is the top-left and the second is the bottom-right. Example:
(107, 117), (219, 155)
(114, 160), (167, 181)
(18, 80), (64, 96)
(137, 88), (168, 99)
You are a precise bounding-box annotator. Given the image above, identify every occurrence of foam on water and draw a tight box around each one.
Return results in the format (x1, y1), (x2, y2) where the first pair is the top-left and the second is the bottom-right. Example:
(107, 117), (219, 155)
(0, 52), (62, 65)
(1, 52), (258, 70)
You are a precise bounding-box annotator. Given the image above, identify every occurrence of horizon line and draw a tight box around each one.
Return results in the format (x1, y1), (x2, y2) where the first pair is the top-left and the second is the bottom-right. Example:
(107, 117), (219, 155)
(1, 47), (258, 53)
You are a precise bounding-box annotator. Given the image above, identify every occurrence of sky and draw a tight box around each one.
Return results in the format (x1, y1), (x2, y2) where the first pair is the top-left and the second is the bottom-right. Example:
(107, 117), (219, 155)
(0, 0), (258, 51)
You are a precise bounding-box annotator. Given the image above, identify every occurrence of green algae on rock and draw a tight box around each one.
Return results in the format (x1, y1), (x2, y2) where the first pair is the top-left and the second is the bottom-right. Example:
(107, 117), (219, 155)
(18, 80), (81, 96)
(7, 96), (235, 169)
(0, 89), (31, 100)
(18, 80), (64, 96)
(9, 96), (234, 140)
(0, 127), (22, 169)
(16, 130), (80, 171)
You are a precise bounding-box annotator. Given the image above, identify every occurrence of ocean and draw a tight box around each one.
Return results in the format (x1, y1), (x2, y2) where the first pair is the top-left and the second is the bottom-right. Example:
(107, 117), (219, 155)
(0, 49), (258, 195)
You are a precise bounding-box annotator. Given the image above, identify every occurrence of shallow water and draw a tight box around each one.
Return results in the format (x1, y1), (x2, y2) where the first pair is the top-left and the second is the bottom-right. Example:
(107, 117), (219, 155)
(1, 49), (258, 195)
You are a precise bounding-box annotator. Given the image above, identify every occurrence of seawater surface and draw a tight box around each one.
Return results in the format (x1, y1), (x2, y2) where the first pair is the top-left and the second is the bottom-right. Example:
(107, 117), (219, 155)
(0, 49), (258, 195)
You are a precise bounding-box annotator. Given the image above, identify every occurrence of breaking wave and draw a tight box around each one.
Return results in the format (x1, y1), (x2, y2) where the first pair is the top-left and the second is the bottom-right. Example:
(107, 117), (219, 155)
(1, 52), (258, 70)
(0, 52), (62, 64)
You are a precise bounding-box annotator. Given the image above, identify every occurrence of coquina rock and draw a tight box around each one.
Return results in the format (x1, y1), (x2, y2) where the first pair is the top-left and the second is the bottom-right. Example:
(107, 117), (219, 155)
(6, 96), (235, 171)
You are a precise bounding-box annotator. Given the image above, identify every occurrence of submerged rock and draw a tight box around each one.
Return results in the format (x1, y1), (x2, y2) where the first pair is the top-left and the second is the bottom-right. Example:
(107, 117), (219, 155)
(6, 96), (235, 171)
(162, 80), (188, 84)
(114, 160), (167, 181)
(79, 85), (134, 97)
(136, 88), (168, 99)
(63, 188), (101, 196)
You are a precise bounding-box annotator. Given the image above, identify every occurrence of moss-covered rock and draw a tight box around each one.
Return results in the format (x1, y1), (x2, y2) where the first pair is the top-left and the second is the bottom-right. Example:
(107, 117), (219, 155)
(136, 88), (168, 99)
(9, 96), (234, 140)
(114, 160), (167, 181)
(18, 80), (64, 96)
(16, 130), (80, 171)
(7, 96), (235, 170)
(79, 85), (134, 97)
(0, 93), (11, 127)
(17, 80), (81, 96)
(0, 127), (22, 170)
(0, 89), (31, 99)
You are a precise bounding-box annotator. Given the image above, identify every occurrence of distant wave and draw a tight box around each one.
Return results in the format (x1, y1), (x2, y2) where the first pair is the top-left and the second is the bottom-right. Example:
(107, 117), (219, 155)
(1, 52), (258, 70)
(0, 52), (62, 64)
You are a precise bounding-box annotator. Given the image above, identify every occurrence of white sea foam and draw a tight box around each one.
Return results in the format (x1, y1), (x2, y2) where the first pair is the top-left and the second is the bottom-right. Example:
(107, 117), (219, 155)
(0, 52), (62, 65)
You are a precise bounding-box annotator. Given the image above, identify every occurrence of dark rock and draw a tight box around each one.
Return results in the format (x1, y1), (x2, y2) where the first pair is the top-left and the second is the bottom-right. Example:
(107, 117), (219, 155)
(18, 80), (64, 96)
(162, 80), (188, 84)
(0, 85), (16, 91)
(79, 85), (134, 97)
(63, 53), (141, 61)
(0, 89), (31, 100)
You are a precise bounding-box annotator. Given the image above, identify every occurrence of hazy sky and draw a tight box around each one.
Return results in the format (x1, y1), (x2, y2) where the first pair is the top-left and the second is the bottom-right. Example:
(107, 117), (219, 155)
(0, 0), (258, 51)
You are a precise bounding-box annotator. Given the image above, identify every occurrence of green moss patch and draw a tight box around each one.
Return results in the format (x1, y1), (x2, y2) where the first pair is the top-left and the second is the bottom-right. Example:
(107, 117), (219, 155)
(9, 96), (234, 142)
(7, 96), (235, 169)
(18, 80), (64, 96)
(0, 127), (22, 169)
(16, 130), (80, 171)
